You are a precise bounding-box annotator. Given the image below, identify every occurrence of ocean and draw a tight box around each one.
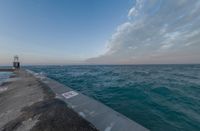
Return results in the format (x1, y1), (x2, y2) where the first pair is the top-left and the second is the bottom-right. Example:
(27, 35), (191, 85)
(0, 72), (12, 85)
(27, 65), (200, 131)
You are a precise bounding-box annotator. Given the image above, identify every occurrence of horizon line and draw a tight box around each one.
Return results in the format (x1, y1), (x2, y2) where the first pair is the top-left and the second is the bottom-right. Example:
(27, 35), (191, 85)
(1, 63), (200, 67)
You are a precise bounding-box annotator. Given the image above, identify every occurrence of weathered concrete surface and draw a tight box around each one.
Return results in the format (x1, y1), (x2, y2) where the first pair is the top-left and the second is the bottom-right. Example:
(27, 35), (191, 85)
(29, 70), (149, 131)
(0, 70), (98, 131)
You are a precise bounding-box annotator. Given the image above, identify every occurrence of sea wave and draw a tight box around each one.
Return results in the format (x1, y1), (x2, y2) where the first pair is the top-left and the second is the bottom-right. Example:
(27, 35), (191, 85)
(27, 64), (200, 131)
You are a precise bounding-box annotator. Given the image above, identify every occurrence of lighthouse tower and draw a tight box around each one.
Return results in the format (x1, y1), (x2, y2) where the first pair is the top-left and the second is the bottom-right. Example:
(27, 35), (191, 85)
(13, 55), (20, 70)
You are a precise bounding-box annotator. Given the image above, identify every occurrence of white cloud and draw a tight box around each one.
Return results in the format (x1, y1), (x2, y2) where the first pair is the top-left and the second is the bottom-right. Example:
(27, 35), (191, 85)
(159, 31), (181, 50)
(160, 43), (174, 50)
(128, 7), (137, 18)
(184, 30), (200, 39)
(159, 24), (168, 34)
(164, 31), (181, 40)
(185, 42), (193, 46)
(128, 46), (138, 50)
(128, 0), (145, 19)
(87, 0), (200, 64)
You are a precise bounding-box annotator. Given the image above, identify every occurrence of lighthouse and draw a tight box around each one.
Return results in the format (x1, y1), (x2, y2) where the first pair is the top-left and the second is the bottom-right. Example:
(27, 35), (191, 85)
(13, 55), (20, 70)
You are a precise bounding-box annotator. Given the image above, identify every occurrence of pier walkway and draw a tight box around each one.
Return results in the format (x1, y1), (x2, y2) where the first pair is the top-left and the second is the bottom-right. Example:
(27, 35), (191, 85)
(0, 70), (98, 131)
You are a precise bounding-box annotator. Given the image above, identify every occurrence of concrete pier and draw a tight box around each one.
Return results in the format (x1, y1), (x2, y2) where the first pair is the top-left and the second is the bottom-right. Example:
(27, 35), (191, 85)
(0, 69), (149, 131)
(0, 70), (98, 131)
(28, 70), (149, 131)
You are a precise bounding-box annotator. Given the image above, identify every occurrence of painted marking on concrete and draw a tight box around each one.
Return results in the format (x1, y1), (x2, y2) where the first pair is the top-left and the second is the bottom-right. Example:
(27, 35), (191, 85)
(104, 123), (114, 131)
(62, 91), (79, 99)
(79, 112), (86, 118)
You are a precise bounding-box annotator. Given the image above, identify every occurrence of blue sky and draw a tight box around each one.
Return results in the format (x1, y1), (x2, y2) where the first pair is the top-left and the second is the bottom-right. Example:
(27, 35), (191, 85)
(0, 0), (132, 64)
(0, 0), (200, 65)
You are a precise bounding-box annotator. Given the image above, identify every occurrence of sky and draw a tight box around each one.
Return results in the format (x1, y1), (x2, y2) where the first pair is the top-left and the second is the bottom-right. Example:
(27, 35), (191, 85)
(0, 0), (200, 65)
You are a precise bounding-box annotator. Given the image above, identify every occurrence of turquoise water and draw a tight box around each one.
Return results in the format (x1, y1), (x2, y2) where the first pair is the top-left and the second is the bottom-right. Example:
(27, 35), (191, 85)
(27, 65), (200, 131)
(0, 72), (12, 85)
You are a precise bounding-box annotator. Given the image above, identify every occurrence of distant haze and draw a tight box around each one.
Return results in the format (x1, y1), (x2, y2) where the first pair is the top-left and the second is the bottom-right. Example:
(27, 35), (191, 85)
(1, 0), (200, 65)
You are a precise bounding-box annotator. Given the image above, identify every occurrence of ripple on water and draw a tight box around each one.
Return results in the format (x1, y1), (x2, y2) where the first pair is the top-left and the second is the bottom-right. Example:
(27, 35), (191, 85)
(27, 65), (200, 131)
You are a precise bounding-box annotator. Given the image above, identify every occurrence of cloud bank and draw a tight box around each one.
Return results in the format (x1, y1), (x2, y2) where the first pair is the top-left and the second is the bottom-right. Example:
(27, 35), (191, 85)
(87, 0), (200, 64)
